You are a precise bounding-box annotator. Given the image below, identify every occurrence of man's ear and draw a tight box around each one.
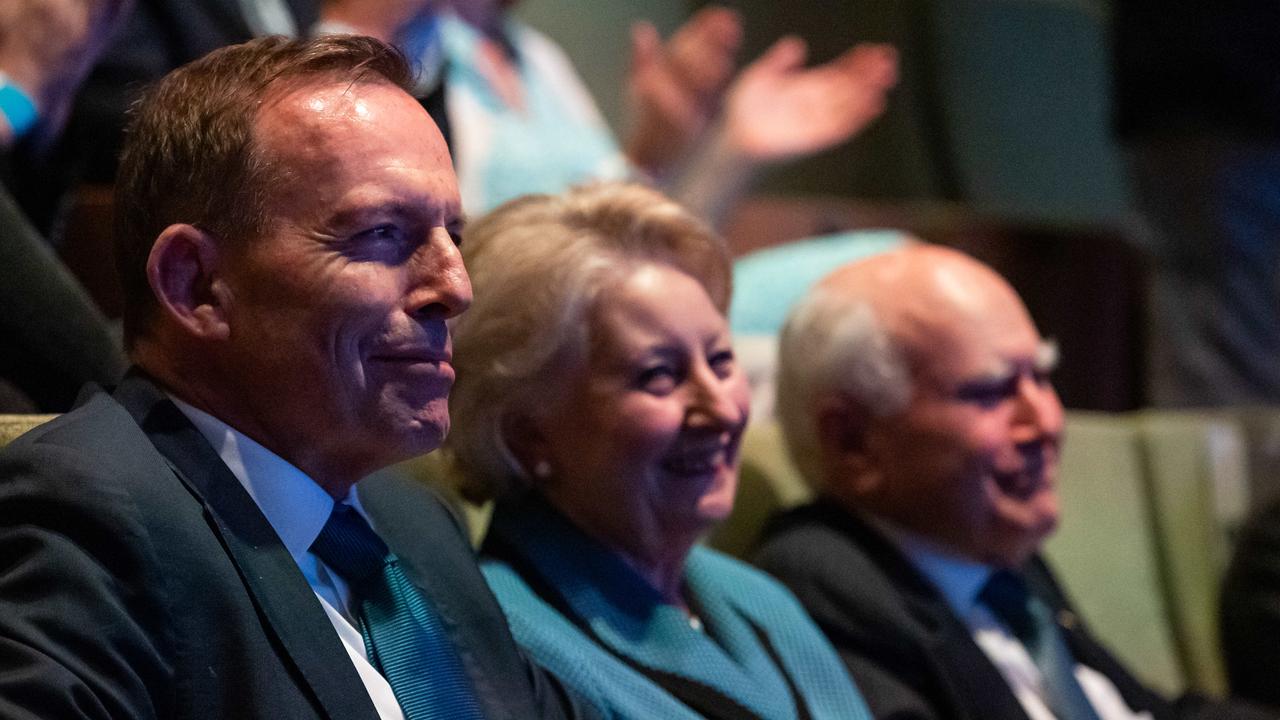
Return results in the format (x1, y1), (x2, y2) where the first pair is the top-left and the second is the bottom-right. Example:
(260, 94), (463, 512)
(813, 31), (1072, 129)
(816, 394), (882, 498)
(145, 223), (232, 341)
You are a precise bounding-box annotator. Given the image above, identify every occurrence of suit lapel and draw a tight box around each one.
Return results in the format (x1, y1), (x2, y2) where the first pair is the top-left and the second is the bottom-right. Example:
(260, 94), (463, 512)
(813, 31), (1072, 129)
(114, 372), (380, 720)
(829, 506), (1035, 720)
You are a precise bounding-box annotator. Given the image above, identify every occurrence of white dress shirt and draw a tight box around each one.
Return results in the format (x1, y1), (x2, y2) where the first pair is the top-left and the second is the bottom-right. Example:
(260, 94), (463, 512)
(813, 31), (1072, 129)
(170, 397), (405, 720)
(876, 521), (1152, 720)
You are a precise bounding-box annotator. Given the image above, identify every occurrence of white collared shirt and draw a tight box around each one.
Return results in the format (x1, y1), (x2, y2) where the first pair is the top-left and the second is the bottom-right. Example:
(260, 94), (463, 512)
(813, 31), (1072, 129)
(878, 521), (1152, 720)
(170, 397), (405, 720)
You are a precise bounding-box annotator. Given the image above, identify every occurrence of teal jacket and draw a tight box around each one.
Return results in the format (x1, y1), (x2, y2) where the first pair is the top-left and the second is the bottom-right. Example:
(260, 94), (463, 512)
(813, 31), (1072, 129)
(481, 495), (873, 720)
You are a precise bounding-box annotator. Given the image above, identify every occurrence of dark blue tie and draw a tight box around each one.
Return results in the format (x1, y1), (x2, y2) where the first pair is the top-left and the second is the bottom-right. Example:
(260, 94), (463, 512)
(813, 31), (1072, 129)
(979, 571), (1102, 720)
(310, 503), (484, 720)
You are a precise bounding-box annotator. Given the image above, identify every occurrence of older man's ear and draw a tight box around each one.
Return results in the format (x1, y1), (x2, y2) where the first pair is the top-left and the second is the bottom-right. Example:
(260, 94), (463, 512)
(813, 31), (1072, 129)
(145, 223), (232, 342)
(816, 395), (883, 501)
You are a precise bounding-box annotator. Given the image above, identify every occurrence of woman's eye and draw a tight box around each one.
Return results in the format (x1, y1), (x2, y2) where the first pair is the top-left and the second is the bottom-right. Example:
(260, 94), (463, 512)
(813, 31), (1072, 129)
(709, 349), (736, 378)
(638, 366), (678, 395)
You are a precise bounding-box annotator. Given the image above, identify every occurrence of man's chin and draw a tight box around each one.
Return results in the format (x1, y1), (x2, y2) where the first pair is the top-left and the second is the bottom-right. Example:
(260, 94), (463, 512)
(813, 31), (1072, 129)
(988, 514), (1058, 568)
(368, 400), (450, 459)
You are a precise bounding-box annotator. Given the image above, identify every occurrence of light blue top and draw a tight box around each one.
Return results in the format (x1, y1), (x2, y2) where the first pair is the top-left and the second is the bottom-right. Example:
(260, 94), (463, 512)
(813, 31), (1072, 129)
(729, 230), (906, 336)
(440, 15), (628, 213)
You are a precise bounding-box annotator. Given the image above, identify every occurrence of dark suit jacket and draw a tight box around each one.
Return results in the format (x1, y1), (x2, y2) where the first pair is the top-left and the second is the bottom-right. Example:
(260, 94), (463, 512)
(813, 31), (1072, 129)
(0, 370), (594, 719)
(0, 184), (124, 411)
(1221, 497), (1280, 710)
(753, 498), (1271, 720)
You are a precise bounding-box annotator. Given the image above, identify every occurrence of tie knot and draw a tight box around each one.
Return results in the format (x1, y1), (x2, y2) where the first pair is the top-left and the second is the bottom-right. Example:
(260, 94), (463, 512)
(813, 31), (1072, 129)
(979, 570), (1039, 643)
(310, 503), (391, 587)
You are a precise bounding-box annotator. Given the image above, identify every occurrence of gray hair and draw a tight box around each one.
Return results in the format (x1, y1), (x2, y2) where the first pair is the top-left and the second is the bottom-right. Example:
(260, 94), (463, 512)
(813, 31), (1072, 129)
(445, 182), (730, 502)
(774, 283), (913, 490)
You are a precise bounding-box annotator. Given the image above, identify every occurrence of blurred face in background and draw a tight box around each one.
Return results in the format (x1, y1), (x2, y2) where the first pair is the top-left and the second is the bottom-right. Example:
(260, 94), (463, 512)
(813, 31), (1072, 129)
(533, 262), (750, 566)
(858, 264), (1063, 568)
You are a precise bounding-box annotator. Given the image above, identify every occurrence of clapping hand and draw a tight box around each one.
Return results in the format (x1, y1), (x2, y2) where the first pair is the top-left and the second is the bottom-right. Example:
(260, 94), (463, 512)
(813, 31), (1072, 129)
(722, 36), (897, 162)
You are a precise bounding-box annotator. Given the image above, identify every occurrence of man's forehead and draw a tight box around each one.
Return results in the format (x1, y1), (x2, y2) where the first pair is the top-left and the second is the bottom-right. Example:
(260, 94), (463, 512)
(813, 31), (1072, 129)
(896, 298), (1046, 378)
(241, 77), (460, 232)
(255, 78), (452, 176)
(269, 78), (391, 119)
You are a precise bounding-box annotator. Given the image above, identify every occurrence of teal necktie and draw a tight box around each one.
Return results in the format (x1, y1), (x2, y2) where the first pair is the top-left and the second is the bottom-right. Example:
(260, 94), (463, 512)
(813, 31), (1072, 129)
(311, 503), (485, 720)
(979, 571), (1102, 720)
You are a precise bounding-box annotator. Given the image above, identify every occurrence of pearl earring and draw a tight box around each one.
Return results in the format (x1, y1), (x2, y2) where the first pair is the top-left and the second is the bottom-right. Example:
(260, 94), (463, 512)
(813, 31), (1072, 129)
(533, 460), (552, 479)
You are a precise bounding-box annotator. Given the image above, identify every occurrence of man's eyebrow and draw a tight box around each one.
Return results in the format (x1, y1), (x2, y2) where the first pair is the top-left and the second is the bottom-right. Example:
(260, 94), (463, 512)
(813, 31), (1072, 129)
(324, 199), (460, 228)
(966, 358), (1018, 384)
(1035, 339), (1060, 372)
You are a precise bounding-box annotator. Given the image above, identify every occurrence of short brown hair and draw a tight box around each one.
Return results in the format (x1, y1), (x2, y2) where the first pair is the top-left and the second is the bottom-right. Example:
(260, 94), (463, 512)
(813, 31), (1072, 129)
(114, 34), (414, 347)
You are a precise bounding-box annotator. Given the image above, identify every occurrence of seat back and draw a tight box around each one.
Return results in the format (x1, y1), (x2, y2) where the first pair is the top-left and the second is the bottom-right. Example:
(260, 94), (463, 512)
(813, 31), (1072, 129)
(1045, 412), (1185, 694)
(708, 421), (813, 557)
(1135, 411), (1248, 695)
(0, 414), (57, 446)
(930, 0), (1128, 220)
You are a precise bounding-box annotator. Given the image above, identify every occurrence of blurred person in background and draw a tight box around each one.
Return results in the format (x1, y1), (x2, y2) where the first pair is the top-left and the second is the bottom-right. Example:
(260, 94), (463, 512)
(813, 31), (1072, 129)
(0, 0), (129, 410)
(435, 0), (897, 222)
(754, 245), (1274, 720)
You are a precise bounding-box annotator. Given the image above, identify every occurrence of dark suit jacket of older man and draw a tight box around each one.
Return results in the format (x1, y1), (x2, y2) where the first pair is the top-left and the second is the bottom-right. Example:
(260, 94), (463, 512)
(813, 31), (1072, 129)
(0, 370), (593, 720)
(753, 498), (1273, 720)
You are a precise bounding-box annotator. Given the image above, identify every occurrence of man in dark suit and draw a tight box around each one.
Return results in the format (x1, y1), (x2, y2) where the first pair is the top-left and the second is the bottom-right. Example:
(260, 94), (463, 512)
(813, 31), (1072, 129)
(1222, 494), (1280, 709)
(753, 245), (1271, 720)
(0, 34), (594, 720)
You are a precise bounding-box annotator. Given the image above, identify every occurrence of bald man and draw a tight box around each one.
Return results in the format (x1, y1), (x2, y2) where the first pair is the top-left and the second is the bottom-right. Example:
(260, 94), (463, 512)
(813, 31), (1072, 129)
(753, 246), (1271, 720)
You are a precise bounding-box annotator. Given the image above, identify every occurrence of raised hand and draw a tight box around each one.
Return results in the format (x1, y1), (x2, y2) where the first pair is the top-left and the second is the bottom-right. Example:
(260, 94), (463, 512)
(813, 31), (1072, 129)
(624, 5), (742, 177)
(721, 37), (898, 162)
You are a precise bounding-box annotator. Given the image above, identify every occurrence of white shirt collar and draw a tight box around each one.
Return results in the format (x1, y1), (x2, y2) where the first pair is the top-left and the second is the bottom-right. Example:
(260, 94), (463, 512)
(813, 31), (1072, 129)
(168, 395), (336, 563)
(868, 516), (994, 618)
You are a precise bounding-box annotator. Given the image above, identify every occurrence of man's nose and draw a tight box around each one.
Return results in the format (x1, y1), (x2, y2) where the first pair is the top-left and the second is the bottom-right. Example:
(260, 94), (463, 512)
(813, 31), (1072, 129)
(1011, 373), (1063, 441)
(406, 228), (472, 321)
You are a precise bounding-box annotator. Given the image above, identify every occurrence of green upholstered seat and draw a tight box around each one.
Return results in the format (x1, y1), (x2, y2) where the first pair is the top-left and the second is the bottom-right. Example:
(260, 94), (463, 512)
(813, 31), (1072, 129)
(1133, 411), (1248, 695)
(0, 414), (56, 446)
(708, 420), (813, 558)
(1044, 412), (1185, 694)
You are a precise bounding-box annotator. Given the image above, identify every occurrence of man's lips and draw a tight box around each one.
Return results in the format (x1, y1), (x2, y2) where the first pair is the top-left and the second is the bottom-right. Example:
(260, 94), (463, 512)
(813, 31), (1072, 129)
(369, 346), (452, 363)
(368, 349), (454, 377)
(991, 446), (1055, 499)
